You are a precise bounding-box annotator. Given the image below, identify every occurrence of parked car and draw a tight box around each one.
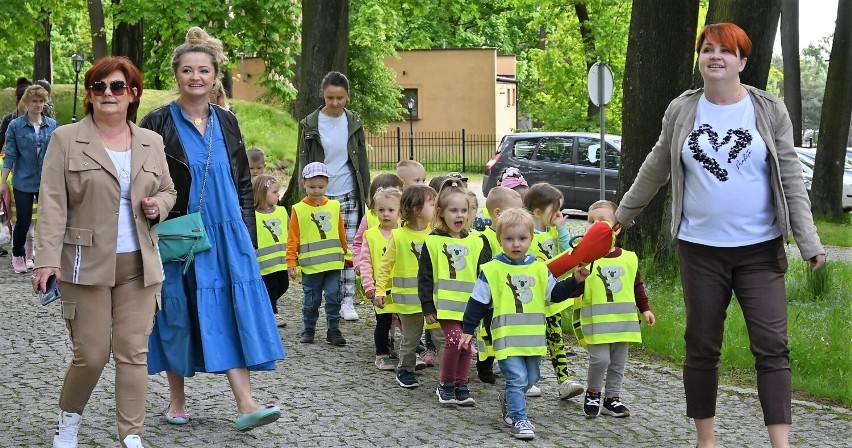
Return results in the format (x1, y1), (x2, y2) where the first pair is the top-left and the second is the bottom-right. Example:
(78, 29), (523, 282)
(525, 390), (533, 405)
(795, 148), (852, 211)
(482, 132), (622, 211)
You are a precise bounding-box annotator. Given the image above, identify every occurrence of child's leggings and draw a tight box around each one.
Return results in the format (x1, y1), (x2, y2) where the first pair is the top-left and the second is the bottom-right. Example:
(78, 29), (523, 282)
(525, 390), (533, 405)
(545, 313), (571, 384)
(439, 320), (472, 385)
(374, 312), (393, 356)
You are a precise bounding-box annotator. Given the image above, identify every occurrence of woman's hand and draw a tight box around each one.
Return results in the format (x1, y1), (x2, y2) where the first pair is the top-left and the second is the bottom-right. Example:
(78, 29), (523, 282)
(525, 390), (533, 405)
(612, 219), (634, 233)
(810, 254), (826, 271)
(458, 333), (473, 350)
(32, 267), (61, 294)
(141, 197), (160, 220)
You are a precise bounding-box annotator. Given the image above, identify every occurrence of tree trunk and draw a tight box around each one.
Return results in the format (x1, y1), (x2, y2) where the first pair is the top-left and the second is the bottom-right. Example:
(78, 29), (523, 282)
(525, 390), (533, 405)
(618, 0), (700, 260)
(574, 2), (600, 120)
(282, 0), (349, 210)
(111, 0), (144, 70)
(811, 0), (852, 218)
(692, 0), (782, 90)
(88, 0), (108, 60)
(781, 0), (802, 146)
(33, 14), (53, 83)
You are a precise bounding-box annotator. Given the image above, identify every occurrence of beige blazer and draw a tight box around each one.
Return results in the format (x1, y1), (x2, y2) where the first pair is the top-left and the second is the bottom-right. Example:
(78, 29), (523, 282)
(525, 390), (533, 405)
(35, 116), (177, 287)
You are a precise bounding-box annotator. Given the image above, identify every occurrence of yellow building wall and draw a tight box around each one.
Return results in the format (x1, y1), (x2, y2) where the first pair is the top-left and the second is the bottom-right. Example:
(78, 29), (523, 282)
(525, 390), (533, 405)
(231, 57), (267, 101)
(495, 82), (517, 138)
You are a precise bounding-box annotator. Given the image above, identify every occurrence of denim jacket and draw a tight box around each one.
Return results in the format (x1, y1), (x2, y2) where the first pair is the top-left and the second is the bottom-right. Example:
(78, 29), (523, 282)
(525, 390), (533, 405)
(3, 114), (58, 192)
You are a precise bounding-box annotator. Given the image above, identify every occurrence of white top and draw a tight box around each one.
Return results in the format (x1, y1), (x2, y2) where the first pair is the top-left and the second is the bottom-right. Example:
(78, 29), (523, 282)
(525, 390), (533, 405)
(678, 94), (781, 247)
(318, 111), (355, 196)
(106, 148), (141, 253)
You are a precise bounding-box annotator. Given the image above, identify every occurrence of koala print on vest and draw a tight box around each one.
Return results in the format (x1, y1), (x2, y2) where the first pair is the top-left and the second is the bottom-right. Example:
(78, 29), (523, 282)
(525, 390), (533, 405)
(686, 124), (753, 182)
(442, 243), (470, 279)
(261, 217), (283, 242)
(595, 265), (625, 303)
(537, 238), (557, 260)
(310, 211), (333, 239)
(506, 273), (536, 313)
(410, 241), (424, 258)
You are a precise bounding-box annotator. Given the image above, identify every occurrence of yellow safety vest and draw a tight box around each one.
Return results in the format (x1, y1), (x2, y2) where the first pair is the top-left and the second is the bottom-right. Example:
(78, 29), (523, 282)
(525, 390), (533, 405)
(388, 226), (430, 315)
(425, 232), (482, 321)
(481, 259), (549, 360)
(292, 199), (345, 274)
(580, 251), (642, 344)
(365, 209), (380, 229)
(364, 227), (395, 314)
(481, 227), (501, 259)
(530, 227), (570, 316)
(255, 207), (289, 275)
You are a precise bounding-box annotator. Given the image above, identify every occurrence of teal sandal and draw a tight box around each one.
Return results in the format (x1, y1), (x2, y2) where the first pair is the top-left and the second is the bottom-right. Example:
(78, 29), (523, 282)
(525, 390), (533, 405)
(235, 404), (281, 432)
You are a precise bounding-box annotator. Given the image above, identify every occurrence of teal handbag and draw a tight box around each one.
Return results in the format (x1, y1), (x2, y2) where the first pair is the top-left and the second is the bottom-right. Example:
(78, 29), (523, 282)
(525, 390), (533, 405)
(157, 117), (213, 274)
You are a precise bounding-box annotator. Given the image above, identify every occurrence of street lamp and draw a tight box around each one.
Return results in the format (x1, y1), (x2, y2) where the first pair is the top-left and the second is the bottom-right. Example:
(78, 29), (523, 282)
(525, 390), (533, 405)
(71, 54), (84, 123)
(405, 97), (415, 160)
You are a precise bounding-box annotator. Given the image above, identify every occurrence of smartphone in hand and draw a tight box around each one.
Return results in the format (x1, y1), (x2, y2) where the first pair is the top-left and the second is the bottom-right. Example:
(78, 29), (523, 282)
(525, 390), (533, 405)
(39, 274), (61, 306)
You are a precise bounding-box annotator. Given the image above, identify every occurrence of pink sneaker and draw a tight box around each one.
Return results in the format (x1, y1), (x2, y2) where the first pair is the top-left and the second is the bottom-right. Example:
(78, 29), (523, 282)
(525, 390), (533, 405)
(11, 256), (27, 274)
(422, 348), (437, 367)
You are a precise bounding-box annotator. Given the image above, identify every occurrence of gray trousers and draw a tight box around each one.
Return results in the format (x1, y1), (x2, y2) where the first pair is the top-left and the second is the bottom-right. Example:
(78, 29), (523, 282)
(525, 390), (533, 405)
(586, 342), (629, 396)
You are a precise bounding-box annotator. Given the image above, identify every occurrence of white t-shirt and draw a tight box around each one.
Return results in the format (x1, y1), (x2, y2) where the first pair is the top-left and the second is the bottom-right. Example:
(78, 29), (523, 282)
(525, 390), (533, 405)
(106, 148), (141, 253)
(318, 111), (355, 196)
(678, 94), (781, 247)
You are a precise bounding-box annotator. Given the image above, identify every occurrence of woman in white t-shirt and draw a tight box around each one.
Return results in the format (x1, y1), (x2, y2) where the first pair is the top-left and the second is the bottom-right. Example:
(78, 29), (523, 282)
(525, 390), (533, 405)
(290, 71), (371, 321)
(615, 23), (825, 448)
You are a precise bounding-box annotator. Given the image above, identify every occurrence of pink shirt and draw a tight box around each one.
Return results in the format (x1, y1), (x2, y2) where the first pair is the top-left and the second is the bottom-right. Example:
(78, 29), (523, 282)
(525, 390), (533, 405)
(358, 227), (392, 293)
(351, 215), (369, 262)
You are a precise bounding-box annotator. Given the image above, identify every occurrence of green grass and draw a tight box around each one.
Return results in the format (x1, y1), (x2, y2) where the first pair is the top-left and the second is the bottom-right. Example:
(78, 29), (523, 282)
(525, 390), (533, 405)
(2, 85), (299, 167)
(814, 215), (852, 247)
(639, 258), (852, 405)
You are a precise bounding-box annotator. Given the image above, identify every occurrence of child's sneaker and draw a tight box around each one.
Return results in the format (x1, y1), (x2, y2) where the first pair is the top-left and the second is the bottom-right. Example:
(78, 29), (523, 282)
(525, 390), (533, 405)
(26, 258), (34, 270)
(396, 370), (419, 388)
(11, 256), (27, 274)
(476, 359), (496, 384)
(602, 396), (631, 417)
(511, 419), (536, 440)
(436, 383), (457, 406)
(299, 330), (315, 344)
(454, 383), (475, 406)
(414, 355), (427, 370)
(498, 392), (512, 426)
(53, 411), (81, 448)
(584, 391), (602, 418)
(374, 355), (395, 371)
(122, 435), (144, 448)
(525, 384), (542, 397)
(421, 348), (437, 366)
(274, 314), (286, 328)
(558, 380), (585, 400)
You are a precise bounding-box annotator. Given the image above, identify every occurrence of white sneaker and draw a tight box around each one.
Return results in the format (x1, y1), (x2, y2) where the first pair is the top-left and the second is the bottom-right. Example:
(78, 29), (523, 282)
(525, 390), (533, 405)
(123, 435), (144, 448)
(511, 419), (536, 439)
(52, 411), (81, 448)
(525, 385), (542, 397)
(26, 259), (34, 270)
(341, 300), (359, 321)
(558, 380), (585, 400)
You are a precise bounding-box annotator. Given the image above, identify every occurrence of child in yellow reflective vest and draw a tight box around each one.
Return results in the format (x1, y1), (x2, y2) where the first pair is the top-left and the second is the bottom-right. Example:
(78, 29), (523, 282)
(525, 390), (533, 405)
(419, 179), (484, 406)
(374, 184), (441, 389)
(523, 183), (585, 400)
(475, 186), (524, 384)
(358, 186), (403, 371)
(253, 174), (289, 328)
(579, 200), (655, 418)
(286, 162), (350, 346)
(459, 208), (589, 440)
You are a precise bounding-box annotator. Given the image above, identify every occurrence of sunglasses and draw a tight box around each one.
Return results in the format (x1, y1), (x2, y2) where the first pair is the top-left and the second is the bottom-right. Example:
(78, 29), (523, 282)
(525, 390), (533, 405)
(89, 80), (130, 96)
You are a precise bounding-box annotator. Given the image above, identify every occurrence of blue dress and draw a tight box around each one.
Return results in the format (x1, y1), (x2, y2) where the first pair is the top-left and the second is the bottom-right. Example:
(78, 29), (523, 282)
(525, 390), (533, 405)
(148, 103), (285, 376)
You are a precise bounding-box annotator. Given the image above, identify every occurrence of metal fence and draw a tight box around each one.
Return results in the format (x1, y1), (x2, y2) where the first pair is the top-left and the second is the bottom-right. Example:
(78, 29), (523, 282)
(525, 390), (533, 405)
(366, 128), (499, 172)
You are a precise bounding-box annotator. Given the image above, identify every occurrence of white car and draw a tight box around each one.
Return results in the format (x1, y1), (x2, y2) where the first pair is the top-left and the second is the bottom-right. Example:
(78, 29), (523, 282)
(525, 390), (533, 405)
(796, 148), (852, 212)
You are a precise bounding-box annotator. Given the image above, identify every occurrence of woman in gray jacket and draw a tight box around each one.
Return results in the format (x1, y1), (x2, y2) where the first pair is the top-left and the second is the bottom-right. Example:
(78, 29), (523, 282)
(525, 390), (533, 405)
(615, 23), (824, 448)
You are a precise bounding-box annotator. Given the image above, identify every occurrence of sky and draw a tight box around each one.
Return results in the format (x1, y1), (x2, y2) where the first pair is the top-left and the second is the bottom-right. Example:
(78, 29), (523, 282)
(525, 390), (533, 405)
(772, 0), (839, 55)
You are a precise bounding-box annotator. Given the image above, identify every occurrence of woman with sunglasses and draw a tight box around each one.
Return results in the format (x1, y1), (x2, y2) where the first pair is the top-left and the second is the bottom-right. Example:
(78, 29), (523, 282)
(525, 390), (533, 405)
(140, 27), (285, 433)
(33, 57), (176, 448)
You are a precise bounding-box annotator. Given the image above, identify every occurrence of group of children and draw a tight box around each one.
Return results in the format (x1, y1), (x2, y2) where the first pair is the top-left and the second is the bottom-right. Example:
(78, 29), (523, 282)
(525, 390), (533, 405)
(247, 149), (656, 440)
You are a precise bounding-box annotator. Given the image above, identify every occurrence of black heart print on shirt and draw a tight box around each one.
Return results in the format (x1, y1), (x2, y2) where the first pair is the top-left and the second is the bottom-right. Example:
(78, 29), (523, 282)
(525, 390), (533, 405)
(686, 124), (753, 182)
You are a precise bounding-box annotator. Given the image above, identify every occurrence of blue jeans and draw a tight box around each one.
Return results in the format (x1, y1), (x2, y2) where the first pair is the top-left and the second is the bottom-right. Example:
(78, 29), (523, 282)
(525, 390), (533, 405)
(301, 270), (342, 332)
(499, 355), (541, 422)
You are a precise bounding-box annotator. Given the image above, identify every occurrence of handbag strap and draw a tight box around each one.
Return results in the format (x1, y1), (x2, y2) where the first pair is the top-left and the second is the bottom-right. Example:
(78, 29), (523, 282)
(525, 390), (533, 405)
(196, 113), (214, 213)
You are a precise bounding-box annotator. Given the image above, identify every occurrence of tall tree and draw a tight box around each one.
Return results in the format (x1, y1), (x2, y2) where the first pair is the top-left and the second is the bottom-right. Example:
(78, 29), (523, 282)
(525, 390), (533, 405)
(111, 0), (143, 70)
(281, 0), (349, 210)
(574, 2), (599, 120)
(692, 0), (782, 90)
(618, 0), (699, 259)
(780, 0), (802, 146)
(33, 12), (53, 82)
(87, 0), (108, 60)
(812, 2), (852, 218)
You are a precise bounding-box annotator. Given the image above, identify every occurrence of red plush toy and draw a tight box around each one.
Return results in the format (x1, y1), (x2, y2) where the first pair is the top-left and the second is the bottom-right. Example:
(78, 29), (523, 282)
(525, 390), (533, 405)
(545, 220), (615, 280)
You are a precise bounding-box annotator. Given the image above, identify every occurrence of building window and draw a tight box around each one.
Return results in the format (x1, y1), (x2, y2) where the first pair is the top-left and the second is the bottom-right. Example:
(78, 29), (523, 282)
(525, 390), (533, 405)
(401, 88), (419, 120)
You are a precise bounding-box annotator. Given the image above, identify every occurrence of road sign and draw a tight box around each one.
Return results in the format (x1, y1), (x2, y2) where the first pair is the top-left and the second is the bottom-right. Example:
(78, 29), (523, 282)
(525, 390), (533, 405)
(587, 62), (614, 107)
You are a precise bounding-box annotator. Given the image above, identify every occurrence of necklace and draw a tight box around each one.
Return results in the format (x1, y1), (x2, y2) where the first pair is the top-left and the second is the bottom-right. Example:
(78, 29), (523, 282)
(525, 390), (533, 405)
(190, 115), (208, 126)
(94, 122), (131, 180)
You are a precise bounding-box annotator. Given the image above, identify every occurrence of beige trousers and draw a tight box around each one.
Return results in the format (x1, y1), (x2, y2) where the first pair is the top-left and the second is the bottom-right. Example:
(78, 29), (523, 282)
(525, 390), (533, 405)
(397, 312), (445, 372)
(58, 251), (159, 443)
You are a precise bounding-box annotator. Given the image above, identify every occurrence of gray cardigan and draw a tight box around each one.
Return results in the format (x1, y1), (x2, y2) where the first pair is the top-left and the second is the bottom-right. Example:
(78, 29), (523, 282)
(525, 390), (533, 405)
(615, 85), (824, 260)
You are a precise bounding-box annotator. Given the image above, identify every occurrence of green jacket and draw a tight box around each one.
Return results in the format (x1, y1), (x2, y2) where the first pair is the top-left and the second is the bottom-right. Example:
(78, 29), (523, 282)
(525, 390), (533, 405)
(283, 106), (371, 217)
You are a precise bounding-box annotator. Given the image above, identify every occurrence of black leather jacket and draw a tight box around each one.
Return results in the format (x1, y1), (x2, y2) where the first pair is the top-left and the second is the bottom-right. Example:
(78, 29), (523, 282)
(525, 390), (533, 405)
(140, 104), (256, 247)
